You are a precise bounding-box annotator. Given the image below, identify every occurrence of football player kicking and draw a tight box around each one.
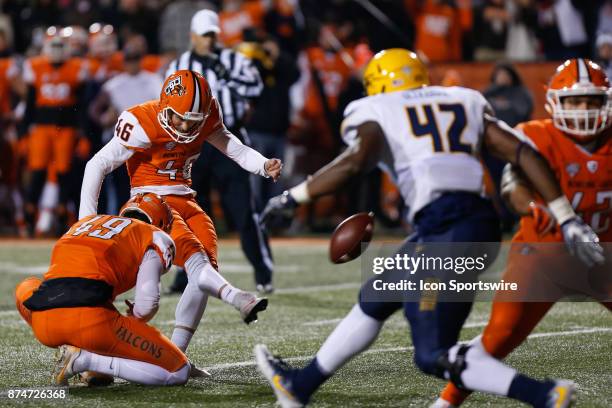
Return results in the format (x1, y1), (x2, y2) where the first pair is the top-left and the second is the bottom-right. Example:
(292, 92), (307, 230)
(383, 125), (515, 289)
(79, 70), (282, 353)
(433, 60), (612, 407)
(15, 193), (192, 386)
(256, 50), (604, 407)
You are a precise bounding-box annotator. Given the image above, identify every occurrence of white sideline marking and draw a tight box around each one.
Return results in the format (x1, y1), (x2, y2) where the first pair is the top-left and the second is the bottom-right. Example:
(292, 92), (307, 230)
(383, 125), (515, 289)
(463, 320), (489, 328)
(0, 261), (306, 276)
(303, 318), (489, 328)
(275, 283), (360, 295)
(204, 327), (612, 371)
(0, 262), (47, 275)
(303, 318), (343, 327)
(221, 263), (303, 274)
(0, 310), (19, 317)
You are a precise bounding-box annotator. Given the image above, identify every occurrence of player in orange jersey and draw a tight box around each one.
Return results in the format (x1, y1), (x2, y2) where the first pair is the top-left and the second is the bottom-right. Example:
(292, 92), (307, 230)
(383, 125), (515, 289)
(0, 56), (26, 236)
(80, 70), (282, 353)
(87, 23), (123, 81)
(433, 59), (612, 408)
(14, 193), (196, 386)
(22, 27), (89, 234)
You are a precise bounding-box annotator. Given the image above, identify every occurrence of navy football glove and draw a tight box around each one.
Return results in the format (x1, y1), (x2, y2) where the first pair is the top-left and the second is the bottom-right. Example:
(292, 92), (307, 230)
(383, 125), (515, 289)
(260, 191), (298, 228)
(561, 217), (605, 268)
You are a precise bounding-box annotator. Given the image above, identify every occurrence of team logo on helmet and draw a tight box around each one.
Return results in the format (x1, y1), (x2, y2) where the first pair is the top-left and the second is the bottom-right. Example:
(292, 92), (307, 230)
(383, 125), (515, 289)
(165, 76), (186, 97)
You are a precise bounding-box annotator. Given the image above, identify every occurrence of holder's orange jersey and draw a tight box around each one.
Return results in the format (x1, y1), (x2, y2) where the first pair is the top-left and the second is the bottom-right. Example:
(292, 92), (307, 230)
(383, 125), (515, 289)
(514, 119), (612, 243)
(114, 99), (224, 194)
(45, 214), (175, 299)
(23, 56), (88, 107)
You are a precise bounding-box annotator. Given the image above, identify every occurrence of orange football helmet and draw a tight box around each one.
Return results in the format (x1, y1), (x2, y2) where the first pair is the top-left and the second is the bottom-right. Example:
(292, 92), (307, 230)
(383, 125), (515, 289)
(119, 193), (173, 233)
(158, 70), (213, 143)
(88, 23), (117, 59)
(43, 26), (69, 63)
(546, 58), (612, 140)
(61, 25), (88, 57)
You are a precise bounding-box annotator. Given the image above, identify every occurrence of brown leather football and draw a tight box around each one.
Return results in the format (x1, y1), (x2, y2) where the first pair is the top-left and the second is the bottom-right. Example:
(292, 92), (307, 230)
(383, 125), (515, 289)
(329, 212), (374, 264)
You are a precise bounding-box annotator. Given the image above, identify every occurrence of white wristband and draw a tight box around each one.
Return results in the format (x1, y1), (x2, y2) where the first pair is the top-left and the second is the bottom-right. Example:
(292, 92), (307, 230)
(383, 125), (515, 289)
(289, 181), (311, 204)
(547, 196), (576, 225)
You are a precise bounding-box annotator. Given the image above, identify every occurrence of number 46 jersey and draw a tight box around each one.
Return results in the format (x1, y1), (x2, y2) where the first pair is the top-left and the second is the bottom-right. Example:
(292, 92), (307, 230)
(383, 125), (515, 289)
(341, 86), (490, 221)
(115, 99), (225, 196)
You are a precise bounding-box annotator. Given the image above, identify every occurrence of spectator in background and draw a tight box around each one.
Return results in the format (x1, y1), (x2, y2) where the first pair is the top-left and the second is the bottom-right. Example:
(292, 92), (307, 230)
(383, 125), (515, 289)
(0, 8), (14, 54)
(410, 0), (462, 62)
(505, 0), (538, 61)
(159, 0), (216, 55)
(473, 0), (510, 61)
(88, 35), (163, 215)
(571, 0), (606, 55)
(293, 21), (351, 151)
(59, 0), (101, 27)
(4, 0), (61, 53)
(264, 0), (302, 57)
(536, 0), (589, 60)
(242, 34), (300, 204)
(348, 0), (414, 53)
(484, 63), (533, 127)
(116, 0), (159, 53)
(597, 33), (612, 79)
(483, 62), (532, 231)
(219, 0), (268, 47)
(597, 1), (612, 46)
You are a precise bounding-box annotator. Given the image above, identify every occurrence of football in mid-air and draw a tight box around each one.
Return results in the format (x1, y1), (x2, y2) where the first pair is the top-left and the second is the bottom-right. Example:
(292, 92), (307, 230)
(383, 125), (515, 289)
(329, 212), (374, 264)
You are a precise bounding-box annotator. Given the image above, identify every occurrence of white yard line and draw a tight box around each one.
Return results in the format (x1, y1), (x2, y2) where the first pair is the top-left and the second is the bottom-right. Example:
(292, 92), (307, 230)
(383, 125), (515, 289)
(303, 318), (489, 328)
(0, 261), (307, 276)
(0, 310), (19, 317)
(204, 327), (612, 371)
(220, 263), (303, 274)
(275, 282), (361, 294)
(303, 318), (343, 327)
(462, 320), (489, 328)
(0, 262), (47, 275)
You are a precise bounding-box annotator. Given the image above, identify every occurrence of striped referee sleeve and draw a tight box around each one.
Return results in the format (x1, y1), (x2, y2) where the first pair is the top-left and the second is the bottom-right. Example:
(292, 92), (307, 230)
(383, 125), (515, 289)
(222, 49), (263, 99)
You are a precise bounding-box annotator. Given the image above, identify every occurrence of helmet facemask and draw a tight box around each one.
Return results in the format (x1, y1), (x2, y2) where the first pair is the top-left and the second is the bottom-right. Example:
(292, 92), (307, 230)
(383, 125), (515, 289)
(547, 84), (612, 140)
(44, 37), (69, 64)
(158, 107), (207, 144)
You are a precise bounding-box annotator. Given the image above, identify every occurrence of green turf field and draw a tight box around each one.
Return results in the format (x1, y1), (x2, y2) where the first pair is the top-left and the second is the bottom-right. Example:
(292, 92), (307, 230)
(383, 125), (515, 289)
(0, 240), (610, 407)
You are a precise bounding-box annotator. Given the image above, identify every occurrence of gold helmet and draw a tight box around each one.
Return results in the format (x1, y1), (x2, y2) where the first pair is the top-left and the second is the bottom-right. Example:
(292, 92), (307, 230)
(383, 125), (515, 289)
(362, 49), (429, 96)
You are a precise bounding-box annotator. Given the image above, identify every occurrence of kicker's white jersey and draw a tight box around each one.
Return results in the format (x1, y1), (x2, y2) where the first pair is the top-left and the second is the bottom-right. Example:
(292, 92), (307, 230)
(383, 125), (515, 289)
(341, 86), (490, 221)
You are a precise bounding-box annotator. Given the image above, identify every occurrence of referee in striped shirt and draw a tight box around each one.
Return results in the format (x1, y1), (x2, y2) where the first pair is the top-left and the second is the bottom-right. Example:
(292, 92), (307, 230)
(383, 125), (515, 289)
(165, 9), (275, 294)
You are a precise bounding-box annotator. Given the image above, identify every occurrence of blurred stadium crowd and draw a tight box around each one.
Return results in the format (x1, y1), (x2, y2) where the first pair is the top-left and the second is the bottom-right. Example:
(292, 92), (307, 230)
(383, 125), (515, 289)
(0, 0), (611, 237)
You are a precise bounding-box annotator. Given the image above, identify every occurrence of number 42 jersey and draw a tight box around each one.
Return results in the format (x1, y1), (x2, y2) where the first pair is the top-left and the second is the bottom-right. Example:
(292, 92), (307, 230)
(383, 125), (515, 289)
(341, 86), (490, 221)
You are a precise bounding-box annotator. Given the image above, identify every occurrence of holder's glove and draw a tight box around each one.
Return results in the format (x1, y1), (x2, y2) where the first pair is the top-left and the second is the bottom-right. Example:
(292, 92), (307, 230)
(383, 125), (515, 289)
(560, 217), (605, 268)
